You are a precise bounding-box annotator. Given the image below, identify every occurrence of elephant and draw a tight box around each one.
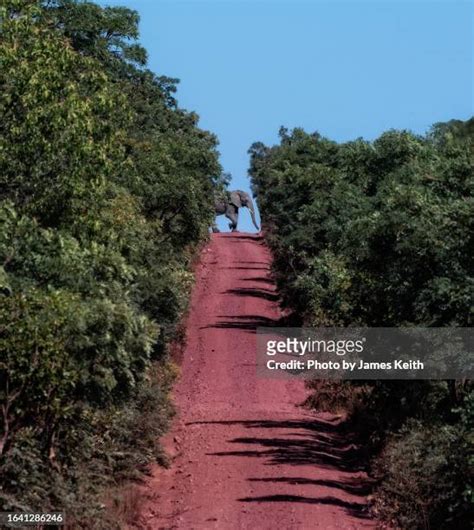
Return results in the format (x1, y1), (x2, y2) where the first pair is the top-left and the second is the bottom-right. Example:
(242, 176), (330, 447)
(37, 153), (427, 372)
(213, 190), (259, 232)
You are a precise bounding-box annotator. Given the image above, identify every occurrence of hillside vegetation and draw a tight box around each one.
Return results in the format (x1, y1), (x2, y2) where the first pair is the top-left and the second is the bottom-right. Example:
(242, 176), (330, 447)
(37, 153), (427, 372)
(249, 120), (473, 528)
(0, 0), (224, 525)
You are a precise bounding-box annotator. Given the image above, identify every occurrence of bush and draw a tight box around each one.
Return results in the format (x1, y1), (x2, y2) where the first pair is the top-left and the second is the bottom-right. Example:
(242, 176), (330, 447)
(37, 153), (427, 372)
(249, 119), (473, 527)
(372, 418), (472, 529)
(0, 0), (224, 521)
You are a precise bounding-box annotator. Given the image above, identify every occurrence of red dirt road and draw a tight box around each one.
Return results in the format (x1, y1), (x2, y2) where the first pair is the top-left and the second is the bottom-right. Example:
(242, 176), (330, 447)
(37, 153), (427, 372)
(139, 233), (377, 530)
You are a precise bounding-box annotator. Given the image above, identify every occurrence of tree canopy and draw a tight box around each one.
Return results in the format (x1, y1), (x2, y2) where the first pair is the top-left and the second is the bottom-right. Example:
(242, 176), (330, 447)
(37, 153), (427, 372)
(0, 0), (224, 523)
(249, 118), (473, 528)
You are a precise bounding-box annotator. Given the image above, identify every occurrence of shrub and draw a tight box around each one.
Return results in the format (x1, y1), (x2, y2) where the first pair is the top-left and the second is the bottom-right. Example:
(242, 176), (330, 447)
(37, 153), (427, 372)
(0, 0), (224, 520)
(249, 119), (473, 527)
(372, 418), (472, 529)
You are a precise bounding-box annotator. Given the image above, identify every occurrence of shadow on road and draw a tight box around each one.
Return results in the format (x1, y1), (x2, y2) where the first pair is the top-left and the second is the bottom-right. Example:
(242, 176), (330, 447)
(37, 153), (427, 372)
(237, 494), (371, 519)
(241, 276), (273, 284)
(186, 417), (373, 520)
(223, 287), (280, 302)
(234, 260), (268, 265)
(223, 235), (264, 242)
(201, 314), (280, 331)
(247, 477), (372, 496)
(202, 309), (301, 331)
(225, 266), (270, 271)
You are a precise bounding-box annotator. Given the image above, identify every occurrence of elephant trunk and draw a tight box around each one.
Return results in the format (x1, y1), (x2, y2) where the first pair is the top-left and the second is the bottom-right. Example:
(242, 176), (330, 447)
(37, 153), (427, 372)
(247, 199), (259, 230)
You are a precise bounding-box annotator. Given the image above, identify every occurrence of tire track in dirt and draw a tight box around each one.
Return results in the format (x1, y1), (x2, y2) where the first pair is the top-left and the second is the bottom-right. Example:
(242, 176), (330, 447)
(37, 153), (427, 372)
(138, 233), (377, 529)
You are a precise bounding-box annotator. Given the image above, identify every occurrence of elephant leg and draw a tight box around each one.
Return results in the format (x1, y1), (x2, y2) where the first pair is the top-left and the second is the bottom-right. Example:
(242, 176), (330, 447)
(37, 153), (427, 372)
(225, 205), (239, 232)
(211, 221), (220, 233)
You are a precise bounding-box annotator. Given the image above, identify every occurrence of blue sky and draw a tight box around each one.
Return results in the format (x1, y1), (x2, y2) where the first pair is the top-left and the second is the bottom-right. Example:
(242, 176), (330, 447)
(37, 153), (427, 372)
(99, 0), (473, 231)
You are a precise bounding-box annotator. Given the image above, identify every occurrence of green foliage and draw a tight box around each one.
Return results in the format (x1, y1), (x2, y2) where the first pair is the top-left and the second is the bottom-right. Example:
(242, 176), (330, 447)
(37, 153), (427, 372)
(0, 0), (223, 521)
(0, 1), (127, 227)
(249, 120), (473, 527)
(250, 125), (473, 327)
(372, 417), (472, 529)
